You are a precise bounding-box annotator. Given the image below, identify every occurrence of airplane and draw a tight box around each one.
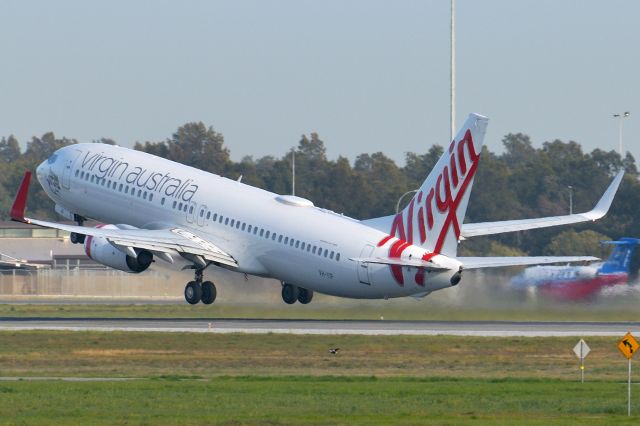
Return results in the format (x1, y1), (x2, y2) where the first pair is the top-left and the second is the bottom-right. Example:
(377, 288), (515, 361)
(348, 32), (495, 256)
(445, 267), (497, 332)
(9, 113), (625, 305)
(509, 238), (640, 301)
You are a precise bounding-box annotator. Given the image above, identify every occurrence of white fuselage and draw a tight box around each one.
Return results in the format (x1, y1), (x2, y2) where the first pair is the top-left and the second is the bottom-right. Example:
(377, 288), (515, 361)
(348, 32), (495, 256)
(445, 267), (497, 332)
(36, 144), (461, 299)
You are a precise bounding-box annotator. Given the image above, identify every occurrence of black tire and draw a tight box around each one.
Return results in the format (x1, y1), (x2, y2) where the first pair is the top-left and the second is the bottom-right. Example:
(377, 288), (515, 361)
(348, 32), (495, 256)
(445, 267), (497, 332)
(281, 283), (299, 304)
(201, 281), (217, 305)
(70, 232), (85, 244)
(297, 288), (313, 304)
(184, 281), (202, 305)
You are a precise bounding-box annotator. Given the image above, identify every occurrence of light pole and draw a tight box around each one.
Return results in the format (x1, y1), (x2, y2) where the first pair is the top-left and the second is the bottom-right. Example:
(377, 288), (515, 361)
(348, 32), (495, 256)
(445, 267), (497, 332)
(450, 0), (456, 142)
(613, 111), (630, 156)
(291, 149), (296, 196)
(568, 185), (573, 215)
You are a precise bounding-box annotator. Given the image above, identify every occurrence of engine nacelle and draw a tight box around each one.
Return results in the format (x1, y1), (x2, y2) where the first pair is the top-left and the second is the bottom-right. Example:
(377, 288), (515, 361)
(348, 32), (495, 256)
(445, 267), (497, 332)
(84, 224), (153, 273)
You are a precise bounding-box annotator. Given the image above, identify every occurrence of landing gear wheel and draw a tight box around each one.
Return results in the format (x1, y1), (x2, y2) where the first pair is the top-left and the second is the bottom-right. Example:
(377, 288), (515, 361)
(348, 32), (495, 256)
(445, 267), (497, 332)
(184, 281), (202, 305)
(201, 281), (217, 305)
(282, 283), (299, 304)
(70, 232), (85, 244)
(297, 288), (313, 304)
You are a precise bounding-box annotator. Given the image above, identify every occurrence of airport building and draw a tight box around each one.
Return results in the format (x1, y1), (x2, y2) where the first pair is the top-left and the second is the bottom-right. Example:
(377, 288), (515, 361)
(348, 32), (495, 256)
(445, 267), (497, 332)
(0, 221), (177, 299)
(0, 220), (93, 270)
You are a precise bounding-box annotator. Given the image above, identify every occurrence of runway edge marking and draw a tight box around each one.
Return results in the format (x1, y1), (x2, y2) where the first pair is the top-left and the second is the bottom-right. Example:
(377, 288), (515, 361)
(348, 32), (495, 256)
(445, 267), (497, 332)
(0, 325), (635, 337)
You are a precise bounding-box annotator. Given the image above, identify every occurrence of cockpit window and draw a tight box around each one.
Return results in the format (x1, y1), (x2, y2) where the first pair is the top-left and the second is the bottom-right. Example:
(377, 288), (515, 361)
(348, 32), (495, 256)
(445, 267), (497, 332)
(47, 154), (58, 164)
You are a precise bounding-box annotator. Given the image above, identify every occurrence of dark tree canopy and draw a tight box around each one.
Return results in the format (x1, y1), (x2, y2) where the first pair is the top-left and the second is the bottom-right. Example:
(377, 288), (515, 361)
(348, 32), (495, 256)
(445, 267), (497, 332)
(0, 136), (21, 163)
(134, 122), (230, 174)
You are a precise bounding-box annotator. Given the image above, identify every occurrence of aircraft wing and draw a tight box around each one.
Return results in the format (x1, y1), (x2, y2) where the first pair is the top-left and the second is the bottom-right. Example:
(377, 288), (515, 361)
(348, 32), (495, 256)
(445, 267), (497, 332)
(459, 256), (599, 270)
(30, 219), (237, 267)
(10, 172), (237, 268)
(460, 171), (624, 238)
(349, 257), (450, 271)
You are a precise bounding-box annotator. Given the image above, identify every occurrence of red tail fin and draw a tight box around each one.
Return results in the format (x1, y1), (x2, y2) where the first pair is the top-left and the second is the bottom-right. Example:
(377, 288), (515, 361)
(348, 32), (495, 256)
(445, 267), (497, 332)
(10, 171), (31, 222)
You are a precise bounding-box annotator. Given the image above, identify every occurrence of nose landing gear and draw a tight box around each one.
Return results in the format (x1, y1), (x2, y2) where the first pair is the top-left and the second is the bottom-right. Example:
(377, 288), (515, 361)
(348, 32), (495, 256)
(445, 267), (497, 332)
(69, 215), (87, 244)
(70, 232), (86, 244)
(184, 267), (217, 305)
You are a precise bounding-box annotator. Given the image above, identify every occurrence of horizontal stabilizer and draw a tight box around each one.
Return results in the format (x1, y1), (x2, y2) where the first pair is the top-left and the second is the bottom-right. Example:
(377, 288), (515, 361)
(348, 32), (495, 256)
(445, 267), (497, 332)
(461, 171), (624, 238)
(350, 256), (449, 271)
(459, 256), (599, 270)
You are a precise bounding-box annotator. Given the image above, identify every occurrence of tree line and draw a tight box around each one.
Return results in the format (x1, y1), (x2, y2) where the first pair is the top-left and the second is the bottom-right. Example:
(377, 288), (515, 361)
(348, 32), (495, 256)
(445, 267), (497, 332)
(1, 122), (638, 260)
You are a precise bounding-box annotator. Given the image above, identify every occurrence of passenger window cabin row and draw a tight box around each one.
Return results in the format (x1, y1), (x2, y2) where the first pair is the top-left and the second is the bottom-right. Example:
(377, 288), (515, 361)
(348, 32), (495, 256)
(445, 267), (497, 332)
(77, 169), (341, 262)
(77, 170), (157, 202)
(202, 209), (341, 262)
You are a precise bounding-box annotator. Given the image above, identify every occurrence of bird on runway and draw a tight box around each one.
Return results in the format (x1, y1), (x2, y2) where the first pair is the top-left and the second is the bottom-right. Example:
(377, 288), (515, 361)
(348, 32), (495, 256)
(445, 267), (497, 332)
(329, 348), (340, 355)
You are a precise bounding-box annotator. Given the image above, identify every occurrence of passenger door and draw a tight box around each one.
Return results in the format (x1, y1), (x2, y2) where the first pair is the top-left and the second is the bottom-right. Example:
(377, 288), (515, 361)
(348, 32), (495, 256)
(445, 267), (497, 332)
(62, 150), (82, 189)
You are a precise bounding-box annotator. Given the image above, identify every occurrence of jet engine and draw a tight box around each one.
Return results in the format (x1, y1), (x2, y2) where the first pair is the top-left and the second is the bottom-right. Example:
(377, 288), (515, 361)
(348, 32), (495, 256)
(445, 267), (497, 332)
(84, 224), (153, 273)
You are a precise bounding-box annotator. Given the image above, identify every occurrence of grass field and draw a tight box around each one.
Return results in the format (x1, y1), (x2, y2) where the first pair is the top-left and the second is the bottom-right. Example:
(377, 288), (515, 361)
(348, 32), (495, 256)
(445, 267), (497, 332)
(0, 331), (632, 379)
(1, 331), (640, 424)
(2, 377), (639, 425)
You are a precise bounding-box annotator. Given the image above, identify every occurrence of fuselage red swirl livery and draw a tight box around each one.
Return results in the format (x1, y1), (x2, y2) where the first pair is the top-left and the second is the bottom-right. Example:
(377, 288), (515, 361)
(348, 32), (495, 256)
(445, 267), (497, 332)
(10, 113), (625, 305)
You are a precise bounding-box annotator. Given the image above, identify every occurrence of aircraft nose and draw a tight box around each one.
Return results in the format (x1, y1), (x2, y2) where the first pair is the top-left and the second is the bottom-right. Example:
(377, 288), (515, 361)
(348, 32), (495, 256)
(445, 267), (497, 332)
(35, 159), (47, 184)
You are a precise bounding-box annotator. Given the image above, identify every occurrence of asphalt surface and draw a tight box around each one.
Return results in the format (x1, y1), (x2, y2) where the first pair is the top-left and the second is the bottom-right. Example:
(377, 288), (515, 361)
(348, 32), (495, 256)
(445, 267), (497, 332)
(2, 317), (640, 336)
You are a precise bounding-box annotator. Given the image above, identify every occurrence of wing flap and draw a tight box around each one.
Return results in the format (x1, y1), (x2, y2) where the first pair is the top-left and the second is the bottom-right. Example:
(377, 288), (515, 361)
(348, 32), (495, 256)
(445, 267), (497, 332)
(459, 256), (599, 269)
(108, 239), (235, 265)
(461, 171), (623, 238)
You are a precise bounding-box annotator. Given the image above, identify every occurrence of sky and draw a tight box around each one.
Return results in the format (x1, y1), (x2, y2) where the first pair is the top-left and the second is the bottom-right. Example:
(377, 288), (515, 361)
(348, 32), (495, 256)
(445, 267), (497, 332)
(0, 0), (638, 165)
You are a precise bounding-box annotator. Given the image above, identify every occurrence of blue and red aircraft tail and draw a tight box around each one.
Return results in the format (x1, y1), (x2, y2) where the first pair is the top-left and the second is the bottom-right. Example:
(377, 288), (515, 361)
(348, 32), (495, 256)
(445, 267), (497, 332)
(599, 238), (640, 275)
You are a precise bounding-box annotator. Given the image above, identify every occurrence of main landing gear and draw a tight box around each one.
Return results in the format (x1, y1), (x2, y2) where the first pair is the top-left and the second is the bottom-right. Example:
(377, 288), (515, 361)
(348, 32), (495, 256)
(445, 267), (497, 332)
(281, 282), (313, 305)
(184, 267), (217, 305)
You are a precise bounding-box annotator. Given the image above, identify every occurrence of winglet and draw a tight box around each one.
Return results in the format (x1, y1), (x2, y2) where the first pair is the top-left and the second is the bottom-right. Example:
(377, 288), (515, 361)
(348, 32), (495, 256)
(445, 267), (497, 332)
(583, 170), (624, 220)
(10, 171), (32, 222)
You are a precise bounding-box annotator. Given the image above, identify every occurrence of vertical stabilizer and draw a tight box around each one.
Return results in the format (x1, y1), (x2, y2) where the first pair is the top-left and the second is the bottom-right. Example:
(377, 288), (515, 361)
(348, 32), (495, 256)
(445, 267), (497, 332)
(364, 113), (488, 256)
(600, 238), (640, 274)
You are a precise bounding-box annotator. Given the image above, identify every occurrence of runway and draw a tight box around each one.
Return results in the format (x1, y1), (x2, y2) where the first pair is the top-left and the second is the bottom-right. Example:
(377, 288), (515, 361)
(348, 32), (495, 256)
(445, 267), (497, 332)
(1, 317), (640, 336)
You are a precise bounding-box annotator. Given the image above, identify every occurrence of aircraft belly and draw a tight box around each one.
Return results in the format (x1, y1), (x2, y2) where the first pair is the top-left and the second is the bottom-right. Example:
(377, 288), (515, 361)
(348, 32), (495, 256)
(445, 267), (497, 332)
(259, 249), (342, 288)
(258, 243), (407, 298)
